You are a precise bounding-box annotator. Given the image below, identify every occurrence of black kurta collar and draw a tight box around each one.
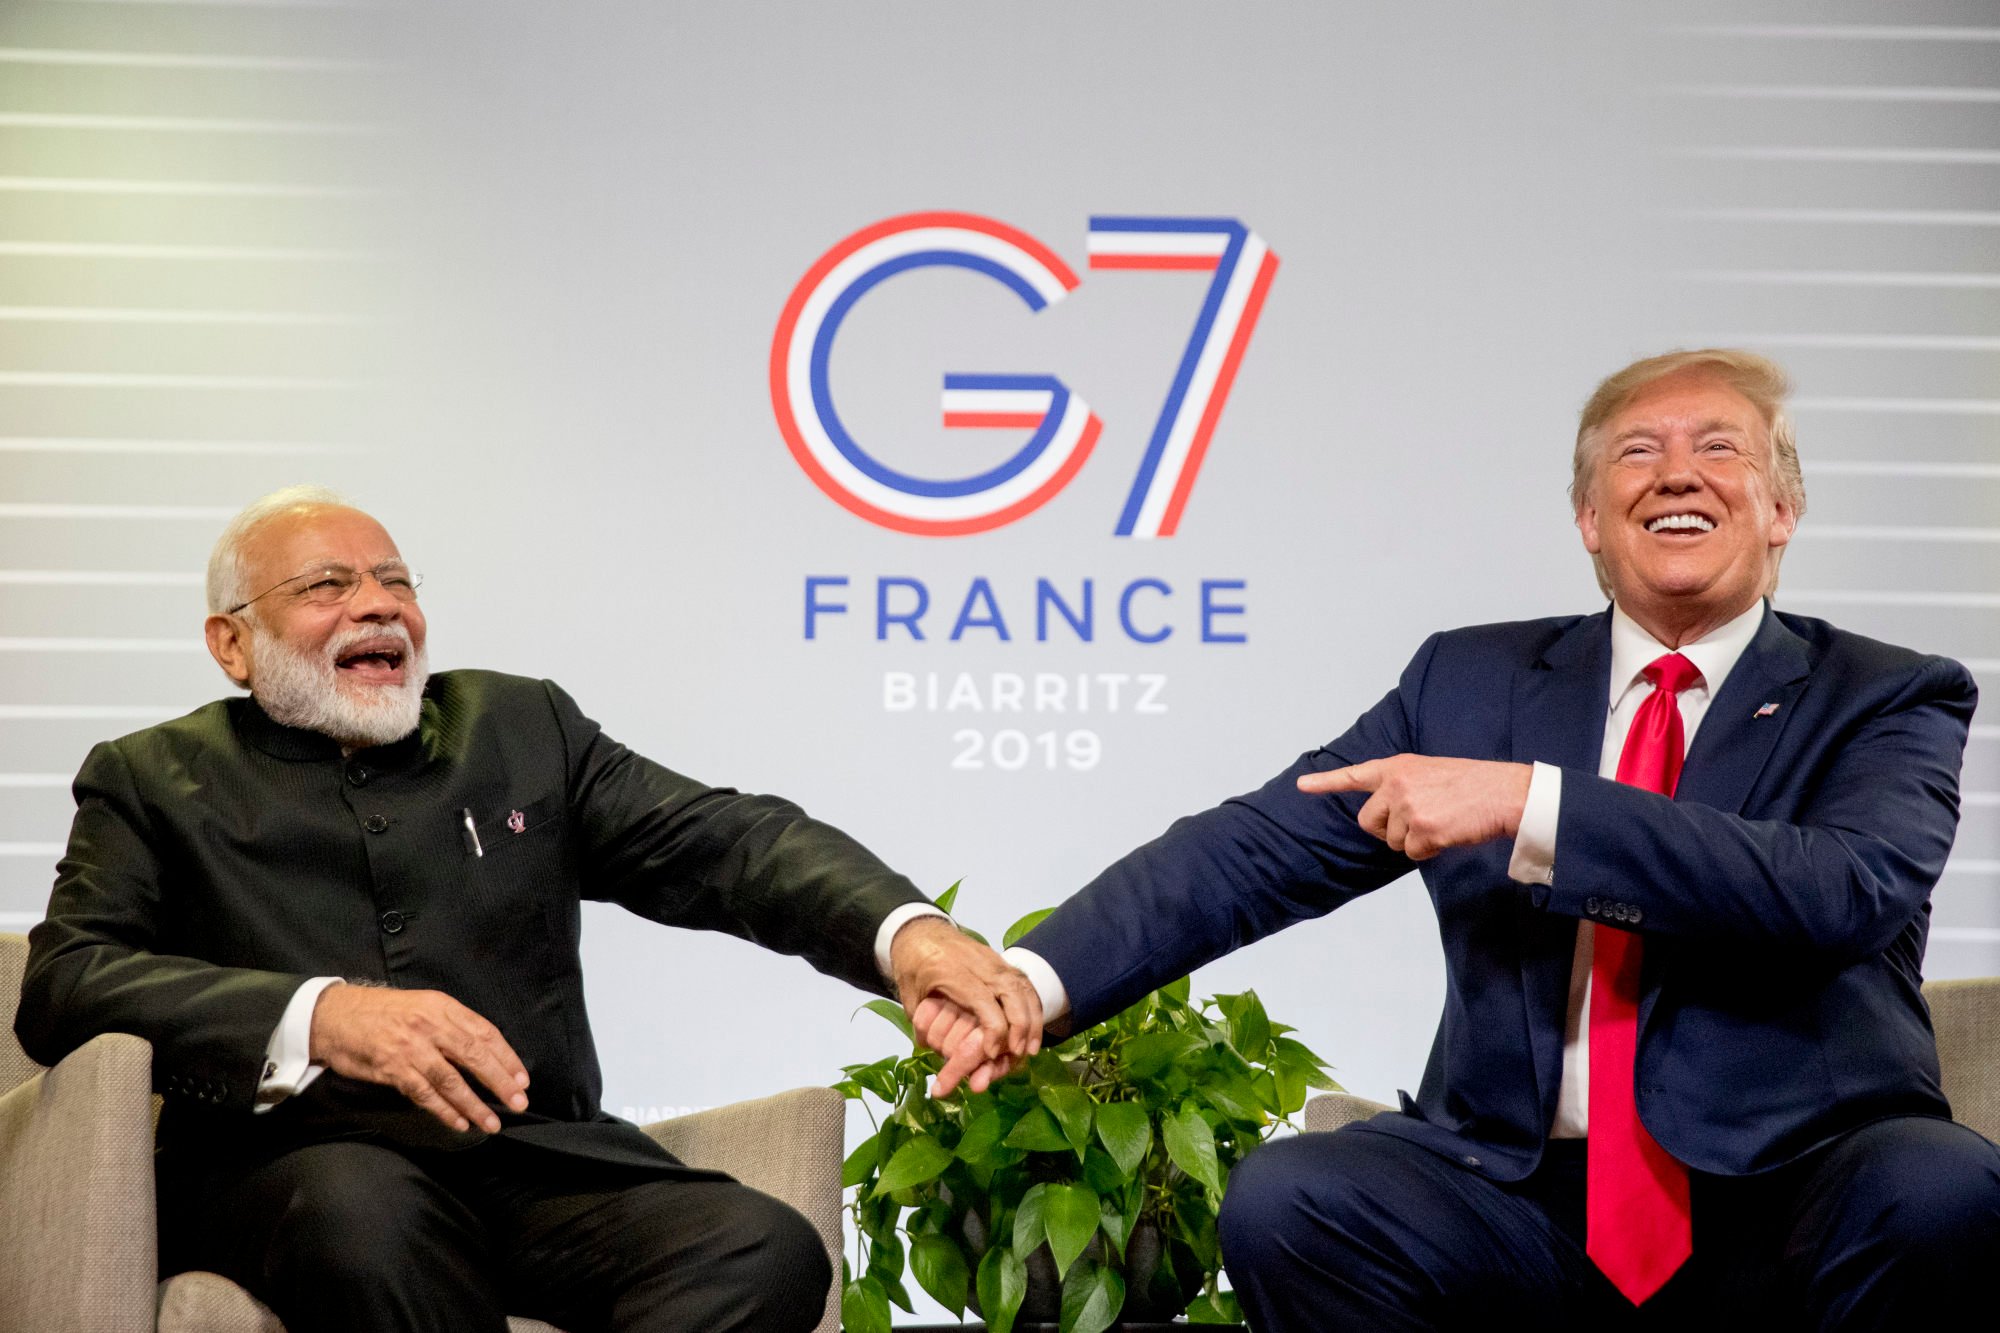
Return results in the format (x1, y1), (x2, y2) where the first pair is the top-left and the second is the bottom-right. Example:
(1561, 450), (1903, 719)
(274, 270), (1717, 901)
(228, 692), (431, 772)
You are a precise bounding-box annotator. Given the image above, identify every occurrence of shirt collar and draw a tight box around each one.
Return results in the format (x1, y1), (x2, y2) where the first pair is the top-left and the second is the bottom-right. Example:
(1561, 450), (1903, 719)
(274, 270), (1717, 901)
(230, 691), (433, 768)
(1607, 598), (1766, 708)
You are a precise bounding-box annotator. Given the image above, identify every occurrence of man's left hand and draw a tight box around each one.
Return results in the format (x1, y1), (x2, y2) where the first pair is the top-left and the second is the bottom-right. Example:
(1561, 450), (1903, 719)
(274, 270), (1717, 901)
(913, 994), (1017, 1097)
(889, 917), (1041, 1087)
(1300, 755), (1532, 860)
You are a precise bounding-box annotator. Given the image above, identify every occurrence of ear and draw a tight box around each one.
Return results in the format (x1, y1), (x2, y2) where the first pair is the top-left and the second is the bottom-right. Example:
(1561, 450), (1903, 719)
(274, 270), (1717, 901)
(1768, 495), (1798, 551)
(205, 613), (253, 687)
(1576, 500), (1603, 555)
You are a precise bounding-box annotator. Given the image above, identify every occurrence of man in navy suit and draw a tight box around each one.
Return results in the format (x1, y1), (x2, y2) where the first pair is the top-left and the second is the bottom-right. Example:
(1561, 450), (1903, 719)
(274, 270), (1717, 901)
(922, 349), (2000, 1328)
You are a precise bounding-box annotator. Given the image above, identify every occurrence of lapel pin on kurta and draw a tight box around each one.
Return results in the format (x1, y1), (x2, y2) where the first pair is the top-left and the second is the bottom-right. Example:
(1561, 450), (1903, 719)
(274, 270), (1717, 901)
(1755, 703), (1781, 718)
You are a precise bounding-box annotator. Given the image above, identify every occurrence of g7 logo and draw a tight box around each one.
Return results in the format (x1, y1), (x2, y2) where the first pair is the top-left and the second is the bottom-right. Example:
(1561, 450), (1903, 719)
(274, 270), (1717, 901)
(770, 211), (1278, 538)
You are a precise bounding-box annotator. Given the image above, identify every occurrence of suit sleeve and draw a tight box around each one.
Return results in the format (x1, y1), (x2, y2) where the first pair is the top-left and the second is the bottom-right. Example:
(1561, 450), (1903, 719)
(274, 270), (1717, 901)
(542, 681), (930, 996)
(1018, 636), (1444, 1030)
(1545, 653), (1975, 963)
(13, 740), (308, 1108)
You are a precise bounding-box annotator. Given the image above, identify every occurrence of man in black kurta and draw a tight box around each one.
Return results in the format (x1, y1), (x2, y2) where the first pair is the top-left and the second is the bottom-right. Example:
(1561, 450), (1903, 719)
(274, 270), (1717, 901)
(14, 491), (1032, 1332)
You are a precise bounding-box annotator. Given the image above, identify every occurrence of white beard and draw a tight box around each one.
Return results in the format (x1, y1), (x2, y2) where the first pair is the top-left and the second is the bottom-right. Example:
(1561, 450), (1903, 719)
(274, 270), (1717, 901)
(249, 621), (430, 748)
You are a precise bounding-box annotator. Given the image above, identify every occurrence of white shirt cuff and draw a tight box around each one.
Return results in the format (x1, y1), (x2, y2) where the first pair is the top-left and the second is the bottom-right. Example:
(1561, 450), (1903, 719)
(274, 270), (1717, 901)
(1506, 760), (1562, 886)
(875, 902), (952, 981)
(1002, 946), (1071, 1023)
(255, 976), (342, 1113)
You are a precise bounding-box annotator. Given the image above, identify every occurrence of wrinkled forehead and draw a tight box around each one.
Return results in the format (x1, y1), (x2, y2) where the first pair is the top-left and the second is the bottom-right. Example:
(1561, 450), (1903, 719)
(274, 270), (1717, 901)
(244, 506), (404, 582)
(1602, 370), (1769, 445)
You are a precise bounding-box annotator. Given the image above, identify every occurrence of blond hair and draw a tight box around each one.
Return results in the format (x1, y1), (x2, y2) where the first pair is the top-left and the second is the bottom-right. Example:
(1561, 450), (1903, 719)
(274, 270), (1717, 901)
(1570, 349), (1807, 597)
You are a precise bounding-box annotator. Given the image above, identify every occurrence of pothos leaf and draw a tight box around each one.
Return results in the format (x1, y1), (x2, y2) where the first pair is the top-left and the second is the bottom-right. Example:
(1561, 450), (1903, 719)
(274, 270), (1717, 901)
(934, 879), (962, 914)
(1093, 1100), (1151, 1177)
(1118, 1030), (1198, 1081)
(1224, 989), (1271, 1057)
(1197, 1073), (1267, 1126)
(1059, 1257), (1126, 1333)
(841, 1131), (881, 1189)
(840, 1275), (891, 1333)
(871, 1136), (954, 1196)
(1012, 1181), (1051, 1259)
(954, 1106), (1014, 1165)
(1163, 1105), (1223, 1197)
(1185, 1284), (1245, 1324)
(1003, 1104), (1070, 1153)
(1002, 907), (1054, 948)
(1043, 1182), (1101, 1278)
(1038, 1083), (1094, 1157)
(909, 1233), (970, 1317)
(859, 998), (914, 1042)
(1098, 1191), (1133, 1261)
(976, 1244), (1028, 1333)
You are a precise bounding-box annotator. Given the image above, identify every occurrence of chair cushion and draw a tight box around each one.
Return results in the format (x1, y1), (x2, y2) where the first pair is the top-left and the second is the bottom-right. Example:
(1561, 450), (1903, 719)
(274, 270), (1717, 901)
(156, 1273), (282, 1333)
(156, 1272), (567, 1332)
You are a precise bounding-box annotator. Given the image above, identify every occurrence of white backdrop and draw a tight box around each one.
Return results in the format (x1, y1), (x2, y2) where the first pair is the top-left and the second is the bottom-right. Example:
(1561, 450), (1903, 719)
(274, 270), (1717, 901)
(1, 4), (1995, 1318)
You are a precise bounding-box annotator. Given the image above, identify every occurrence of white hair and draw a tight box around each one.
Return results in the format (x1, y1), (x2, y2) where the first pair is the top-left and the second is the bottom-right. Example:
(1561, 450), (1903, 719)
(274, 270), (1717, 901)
(206, 484), (353, 615)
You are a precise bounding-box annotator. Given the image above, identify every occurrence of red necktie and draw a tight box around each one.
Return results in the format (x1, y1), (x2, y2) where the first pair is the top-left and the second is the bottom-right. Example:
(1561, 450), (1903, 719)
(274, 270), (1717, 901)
(1587, 651), (1699, 1305)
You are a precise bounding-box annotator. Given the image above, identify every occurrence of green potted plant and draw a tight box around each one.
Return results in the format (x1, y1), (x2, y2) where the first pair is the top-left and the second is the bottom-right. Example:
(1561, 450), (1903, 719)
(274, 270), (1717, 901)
(835, 889), (1337, 1333)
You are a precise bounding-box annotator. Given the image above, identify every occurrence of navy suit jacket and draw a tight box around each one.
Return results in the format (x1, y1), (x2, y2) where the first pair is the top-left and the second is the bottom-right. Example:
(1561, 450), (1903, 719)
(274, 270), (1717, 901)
(1020, 605), (1975, 1180)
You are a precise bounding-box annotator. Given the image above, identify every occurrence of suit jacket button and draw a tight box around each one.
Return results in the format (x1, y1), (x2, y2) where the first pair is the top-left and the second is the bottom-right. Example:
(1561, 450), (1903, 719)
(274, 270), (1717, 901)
(380, 910), (406, 934)
(1462, 1154), (1481, 1168)
(1628, 905), (1643, 924)
(363, 813), (389, 834)
(1584, 897), (1600, 916)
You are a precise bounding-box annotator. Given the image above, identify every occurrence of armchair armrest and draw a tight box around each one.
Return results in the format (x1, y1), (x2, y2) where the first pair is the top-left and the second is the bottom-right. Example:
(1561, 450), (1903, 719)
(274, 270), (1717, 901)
(1926, 975), (2000, 1144)
(0, 1032), (156, 1333)
(641, 1086), (843, 1333)
(1303, 1090), (1394, 1134)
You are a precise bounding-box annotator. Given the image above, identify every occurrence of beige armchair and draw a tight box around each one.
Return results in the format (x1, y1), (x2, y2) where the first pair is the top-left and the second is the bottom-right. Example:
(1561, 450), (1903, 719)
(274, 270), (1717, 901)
(1304, 975), (2000, 1145)
(0, 933), (843, 1333)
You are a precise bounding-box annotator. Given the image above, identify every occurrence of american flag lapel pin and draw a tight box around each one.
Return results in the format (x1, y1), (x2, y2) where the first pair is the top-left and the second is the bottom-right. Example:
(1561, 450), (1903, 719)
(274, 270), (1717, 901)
(1754, 703), (1781, 718)
(507, 809), (526, 834)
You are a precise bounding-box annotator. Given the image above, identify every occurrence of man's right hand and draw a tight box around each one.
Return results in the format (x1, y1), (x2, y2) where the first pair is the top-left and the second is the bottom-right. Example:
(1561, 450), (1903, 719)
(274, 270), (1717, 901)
(308, 984), (530, 1134)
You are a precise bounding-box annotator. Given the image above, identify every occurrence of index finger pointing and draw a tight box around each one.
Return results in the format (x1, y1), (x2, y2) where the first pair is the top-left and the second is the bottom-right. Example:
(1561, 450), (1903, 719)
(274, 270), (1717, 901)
(1298, 761), (1381, 795)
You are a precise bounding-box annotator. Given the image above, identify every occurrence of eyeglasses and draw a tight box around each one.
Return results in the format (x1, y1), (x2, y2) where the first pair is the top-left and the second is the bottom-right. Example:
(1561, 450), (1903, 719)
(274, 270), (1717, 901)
(227, 562), (423, 615)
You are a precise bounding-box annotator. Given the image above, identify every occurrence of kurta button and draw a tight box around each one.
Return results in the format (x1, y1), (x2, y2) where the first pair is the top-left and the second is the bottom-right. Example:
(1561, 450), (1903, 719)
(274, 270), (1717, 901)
(347, 764), (370, 786)
(380, 910), (406, 934)
(363, 814), (389, 834)
(1462, 1154), (1481, 1167)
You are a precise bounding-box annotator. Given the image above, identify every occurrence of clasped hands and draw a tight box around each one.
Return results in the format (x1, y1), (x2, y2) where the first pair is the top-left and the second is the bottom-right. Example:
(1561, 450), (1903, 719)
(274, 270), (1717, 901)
(889, 916), (1042, 1098)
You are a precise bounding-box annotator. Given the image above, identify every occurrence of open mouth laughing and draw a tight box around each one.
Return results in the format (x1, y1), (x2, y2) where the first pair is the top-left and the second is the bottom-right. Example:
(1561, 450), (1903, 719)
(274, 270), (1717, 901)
(332, 634), (410, 685)
(1644, 511), (1716, 536)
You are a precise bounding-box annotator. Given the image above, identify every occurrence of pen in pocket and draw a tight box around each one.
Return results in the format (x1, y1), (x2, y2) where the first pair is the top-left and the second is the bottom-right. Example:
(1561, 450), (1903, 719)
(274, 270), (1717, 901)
(461, 808), (484, 858)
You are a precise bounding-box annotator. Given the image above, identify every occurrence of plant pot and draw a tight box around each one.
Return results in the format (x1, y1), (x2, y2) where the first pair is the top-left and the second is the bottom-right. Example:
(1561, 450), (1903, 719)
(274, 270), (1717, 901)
(961, 1211), (1203, 1325)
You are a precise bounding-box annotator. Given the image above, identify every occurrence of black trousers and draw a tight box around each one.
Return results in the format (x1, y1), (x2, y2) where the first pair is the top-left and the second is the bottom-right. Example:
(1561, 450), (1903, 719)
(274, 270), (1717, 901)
(158, 1136), (832, 1333)
(1217, 1115), (2000, 1332)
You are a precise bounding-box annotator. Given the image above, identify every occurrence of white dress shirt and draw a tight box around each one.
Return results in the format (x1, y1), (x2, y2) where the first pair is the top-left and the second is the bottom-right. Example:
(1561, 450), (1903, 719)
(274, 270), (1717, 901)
(1007, 599), (1769, 1141)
